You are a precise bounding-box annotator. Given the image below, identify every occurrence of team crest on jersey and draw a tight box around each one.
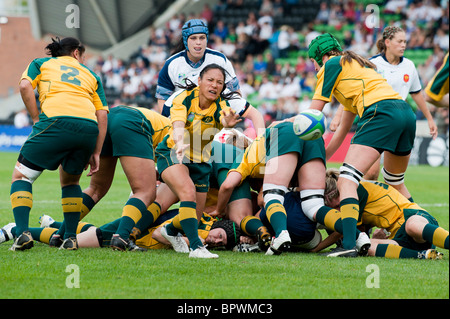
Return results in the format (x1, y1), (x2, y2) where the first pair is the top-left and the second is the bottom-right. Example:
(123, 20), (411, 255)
(403, 74), (409, 82)
(202, 116), (213, 123)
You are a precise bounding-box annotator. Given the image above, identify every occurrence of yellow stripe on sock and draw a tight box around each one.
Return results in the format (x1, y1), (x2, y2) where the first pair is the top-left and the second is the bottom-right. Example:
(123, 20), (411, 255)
(385, 244), (402, 259)
(341, 203), (359, 221)
(171, 214), (182, 230)
(80, 203), (90, 220)
(123, 204), (143, 224)
(433, 228), (449, 249)
(10, 191), (33, 209)
(76, 222), (90, 234)
(323, 209), (341, 232)
(40, 228), (57, 244)
(147, 202), (161, 221)
(179, 207), (197, 221)
(61, 197), (82, 213)
(240, 216), (258, 236)
(266, 202), (286, 222)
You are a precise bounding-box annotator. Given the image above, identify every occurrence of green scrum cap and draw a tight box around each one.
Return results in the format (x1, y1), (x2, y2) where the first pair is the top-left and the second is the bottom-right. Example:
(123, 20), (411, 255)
(308, 33), (342, 67)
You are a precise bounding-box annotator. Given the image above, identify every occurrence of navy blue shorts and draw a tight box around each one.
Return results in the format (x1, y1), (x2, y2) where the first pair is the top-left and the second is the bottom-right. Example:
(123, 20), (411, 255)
(260, 191), (317, 245)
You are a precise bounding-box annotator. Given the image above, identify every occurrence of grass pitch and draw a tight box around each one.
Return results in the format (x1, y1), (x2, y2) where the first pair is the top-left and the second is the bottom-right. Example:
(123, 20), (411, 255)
(0, 151), (448, 301)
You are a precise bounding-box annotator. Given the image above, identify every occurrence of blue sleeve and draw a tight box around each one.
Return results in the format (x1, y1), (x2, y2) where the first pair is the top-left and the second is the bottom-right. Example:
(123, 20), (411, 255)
(226, 77), (240, 92)
(161, 104), (171, 117)
(155, 61), (175, 100)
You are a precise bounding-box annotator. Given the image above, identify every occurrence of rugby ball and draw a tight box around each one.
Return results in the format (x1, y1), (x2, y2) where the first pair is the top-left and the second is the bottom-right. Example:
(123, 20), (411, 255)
(293, 109), (327, 140)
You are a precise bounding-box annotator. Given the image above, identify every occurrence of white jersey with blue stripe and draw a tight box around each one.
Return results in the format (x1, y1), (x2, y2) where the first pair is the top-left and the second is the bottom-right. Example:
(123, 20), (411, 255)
(156, 48), (241, 117)
(370, 54), (422, 100)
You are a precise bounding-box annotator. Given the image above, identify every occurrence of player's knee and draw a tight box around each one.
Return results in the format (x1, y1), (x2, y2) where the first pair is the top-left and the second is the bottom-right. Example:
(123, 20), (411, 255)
(88, 182), (113, 202)
(262, 184), (288, 205)
(178, 187), (196, 201)
(300, 189), (325, 221)
(381, 167), (405, 186)
(404, 215), (428, 241)
(222, 178), (238, 192)
(364, 166), (380, 181)
(339, 163), (363, 185)
(14, 162), (42, 184)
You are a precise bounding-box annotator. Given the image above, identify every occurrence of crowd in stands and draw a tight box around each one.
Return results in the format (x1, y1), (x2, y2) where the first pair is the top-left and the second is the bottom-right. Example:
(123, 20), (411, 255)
(86, 0), (449, 134)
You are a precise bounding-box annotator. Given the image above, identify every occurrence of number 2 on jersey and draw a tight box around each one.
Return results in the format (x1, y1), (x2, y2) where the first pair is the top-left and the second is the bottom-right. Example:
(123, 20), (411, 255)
(60, 65), (81, 86)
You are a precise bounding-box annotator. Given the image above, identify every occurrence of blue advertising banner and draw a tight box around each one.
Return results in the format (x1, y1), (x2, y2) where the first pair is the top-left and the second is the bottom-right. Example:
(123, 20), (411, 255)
(0, 125), (32, 152)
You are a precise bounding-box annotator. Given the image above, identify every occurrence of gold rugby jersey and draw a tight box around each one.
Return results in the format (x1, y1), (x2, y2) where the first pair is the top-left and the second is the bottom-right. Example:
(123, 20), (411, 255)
(21, 56), (108, 122)
(425, 52), (449, 102)
(166, 87), (231, 162)
(357, 181), (423, 238)
(228, 133), (266, 184)
(313, 55), (402, 118)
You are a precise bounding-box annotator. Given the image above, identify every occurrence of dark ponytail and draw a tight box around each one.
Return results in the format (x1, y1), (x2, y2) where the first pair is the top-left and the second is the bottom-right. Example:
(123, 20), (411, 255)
(45, 37), (85, 57)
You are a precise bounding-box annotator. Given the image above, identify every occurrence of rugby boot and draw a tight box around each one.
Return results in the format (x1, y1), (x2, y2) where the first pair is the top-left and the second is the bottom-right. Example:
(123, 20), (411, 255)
(127, 239), (147, 252)
(49, 234), (63, 248)
(266, 230), (291, 255)
(110, 234), (128, 251)
(110, 234), (146, 252)
(10, 231), (34, 251)
(60, 237), (78, 250)
(256, 225), (272, 252)
(160, 224), (189, 253)
(189, 245), (219, 259)
(233, 243), (261, 252)
(356, 232), (371, 256)
(322, 246), (359, 257)
(419, 249), (443, 260)
(0, 223), (15, 244)
(39, 214), (55, 228)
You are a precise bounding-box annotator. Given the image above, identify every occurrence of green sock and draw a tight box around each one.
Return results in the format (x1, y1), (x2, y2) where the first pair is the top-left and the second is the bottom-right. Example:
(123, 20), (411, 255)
(316, 206), (342, 232)
(165, 221), (180, 236)
(50, 221), (62, 229)
(340, 198), (360, 249)
(77, 221), (95, 234)
(61, 185), (82, 239)
(178, 201), (202, 250)
(240, 216), (265, 237)
(116, 197), (148, 239)
(56, 193), (96, 236)
(98, 218), (122, 246)
(264, 200), (287, 237)
(375, 244), (426, 259)
(56, 221), (65, 237)
(135, 202), (160, 231)
(10, 180), (33, 235)
(28, 227), (57, 244)
(316, 206), (362, 240)
(81, 193), (96, 220)
(422, 224), (449, 249)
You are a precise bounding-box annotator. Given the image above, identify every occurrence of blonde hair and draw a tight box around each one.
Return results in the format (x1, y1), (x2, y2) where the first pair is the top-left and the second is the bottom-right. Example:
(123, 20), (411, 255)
(376, 26), (404, 54)
(324, 168), (340, 206)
